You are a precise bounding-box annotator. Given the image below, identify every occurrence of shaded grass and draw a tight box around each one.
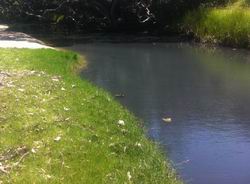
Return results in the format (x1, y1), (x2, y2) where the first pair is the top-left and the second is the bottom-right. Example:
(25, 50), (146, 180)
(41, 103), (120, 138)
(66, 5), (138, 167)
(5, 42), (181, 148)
(183, 1), (250, 48)
(0, 49), (181, 184)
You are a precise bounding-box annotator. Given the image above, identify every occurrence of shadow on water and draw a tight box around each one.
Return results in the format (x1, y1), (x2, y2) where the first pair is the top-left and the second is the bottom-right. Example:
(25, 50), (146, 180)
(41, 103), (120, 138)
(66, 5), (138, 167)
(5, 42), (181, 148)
(65, 43), (250, 184)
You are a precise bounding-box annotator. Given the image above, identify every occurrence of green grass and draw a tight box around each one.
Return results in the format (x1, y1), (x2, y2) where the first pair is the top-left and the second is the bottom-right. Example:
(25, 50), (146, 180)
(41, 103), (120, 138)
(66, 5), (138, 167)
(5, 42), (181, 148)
(231, 0), (250, 7)
(0, 49), (181, 184)
(183, 1), (250, 48)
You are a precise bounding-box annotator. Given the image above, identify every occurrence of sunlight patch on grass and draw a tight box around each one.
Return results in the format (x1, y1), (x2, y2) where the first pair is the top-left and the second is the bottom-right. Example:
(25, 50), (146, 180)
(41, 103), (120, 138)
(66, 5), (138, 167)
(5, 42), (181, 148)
(183, 2), (250, 48)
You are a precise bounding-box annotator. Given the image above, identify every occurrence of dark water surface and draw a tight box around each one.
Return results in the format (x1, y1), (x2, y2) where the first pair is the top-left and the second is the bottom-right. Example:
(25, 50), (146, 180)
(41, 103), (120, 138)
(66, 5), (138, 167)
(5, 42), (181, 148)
(66, 43), (250, 184)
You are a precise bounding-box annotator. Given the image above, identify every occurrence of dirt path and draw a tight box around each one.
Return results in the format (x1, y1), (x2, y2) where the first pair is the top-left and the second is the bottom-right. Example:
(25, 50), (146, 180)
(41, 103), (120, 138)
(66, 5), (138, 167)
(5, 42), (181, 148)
(0, 25), (52, 49)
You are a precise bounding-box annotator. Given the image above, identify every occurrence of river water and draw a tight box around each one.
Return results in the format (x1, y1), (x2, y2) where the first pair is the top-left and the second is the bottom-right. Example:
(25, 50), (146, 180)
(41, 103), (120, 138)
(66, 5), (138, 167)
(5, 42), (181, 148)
(65, 42), (250, 184)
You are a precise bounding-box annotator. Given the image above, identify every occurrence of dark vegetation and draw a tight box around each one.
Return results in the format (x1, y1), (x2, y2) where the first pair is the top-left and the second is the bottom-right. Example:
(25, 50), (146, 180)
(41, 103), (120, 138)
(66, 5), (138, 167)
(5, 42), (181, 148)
(0, 0), (232, 33)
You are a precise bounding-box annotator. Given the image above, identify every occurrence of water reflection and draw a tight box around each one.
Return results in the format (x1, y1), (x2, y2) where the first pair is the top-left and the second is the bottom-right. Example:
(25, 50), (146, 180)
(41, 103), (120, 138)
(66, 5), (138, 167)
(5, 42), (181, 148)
(67, 43), (250, 184)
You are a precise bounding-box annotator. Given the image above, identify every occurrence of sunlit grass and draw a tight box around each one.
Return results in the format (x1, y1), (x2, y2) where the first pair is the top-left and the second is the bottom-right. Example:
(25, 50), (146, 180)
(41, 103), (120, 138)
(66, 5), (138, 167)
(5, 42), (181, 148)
(231, 0), (250, 7)
(0, 49), (181, 184)
(183, 1), (250, 48)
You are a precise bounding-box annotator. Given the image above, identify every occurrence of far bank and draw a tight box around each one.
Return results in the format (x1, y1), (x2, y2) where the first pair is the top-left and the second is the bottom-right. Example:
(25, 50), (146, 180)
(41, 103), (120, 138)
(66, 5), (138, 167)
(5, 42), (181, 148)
(182, 0), (250, 48)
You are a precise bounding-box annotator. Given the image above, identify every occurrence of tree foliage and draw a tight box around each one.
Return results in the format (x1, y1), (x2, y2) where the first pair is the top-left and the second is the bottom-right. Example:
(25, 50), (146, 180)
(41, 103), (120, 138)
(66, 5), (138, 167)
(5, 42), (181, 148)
(0, 0), (231, 32)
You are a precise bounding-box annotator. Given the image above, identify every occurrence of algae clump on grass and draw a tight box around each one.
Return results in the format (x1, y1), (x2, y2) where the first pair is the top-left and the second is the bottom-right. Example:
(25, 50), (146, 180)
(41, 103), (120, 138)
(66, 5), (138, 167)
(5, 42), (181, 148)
(0, 49), (181, 184)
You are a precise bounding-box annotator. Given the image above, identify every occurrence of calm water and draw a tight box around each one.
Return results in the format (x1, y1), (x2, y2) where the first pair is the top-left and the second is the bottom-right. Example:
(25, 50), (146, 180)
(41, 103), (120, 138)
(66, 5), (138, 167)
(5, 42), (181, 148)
(67, 43), (250, 184)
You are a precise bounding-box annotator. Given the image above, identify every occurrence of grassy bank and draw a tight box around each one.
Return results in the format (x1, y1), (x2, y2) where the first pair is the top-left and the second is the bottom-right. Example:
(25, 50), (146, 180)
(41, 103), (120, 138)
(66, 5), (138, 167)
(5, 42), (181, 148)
(183, 0), (250, 48)
(0, 49), (181, 184)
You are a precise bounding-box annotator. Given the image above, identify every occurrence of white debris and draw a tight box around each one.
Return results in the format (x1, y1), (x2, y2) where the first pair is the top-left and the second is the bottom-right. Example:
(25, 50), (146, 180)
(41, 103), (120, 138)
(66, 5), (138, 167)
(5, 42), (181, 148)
(54, 136), (62, 142)
(127, 171), (132, 181)
(135, 142), (142, 147)
(117, 120), (125, 126)
(52, 78), (60, 82)
(64, 107), (70, 111)
(162, 117), (172, 123)
(18, 88), (25, 92)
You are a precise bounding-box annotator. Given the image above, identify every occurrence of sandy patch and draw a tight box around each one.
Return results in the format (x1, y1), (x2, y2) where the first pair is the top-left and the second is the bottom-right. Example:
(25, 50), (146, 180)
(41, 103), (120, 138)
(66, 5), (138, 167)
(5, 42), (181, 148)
(0, 25), (53, 49)
(0, 40), (52, 49)
(0, 25), (9, 31)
